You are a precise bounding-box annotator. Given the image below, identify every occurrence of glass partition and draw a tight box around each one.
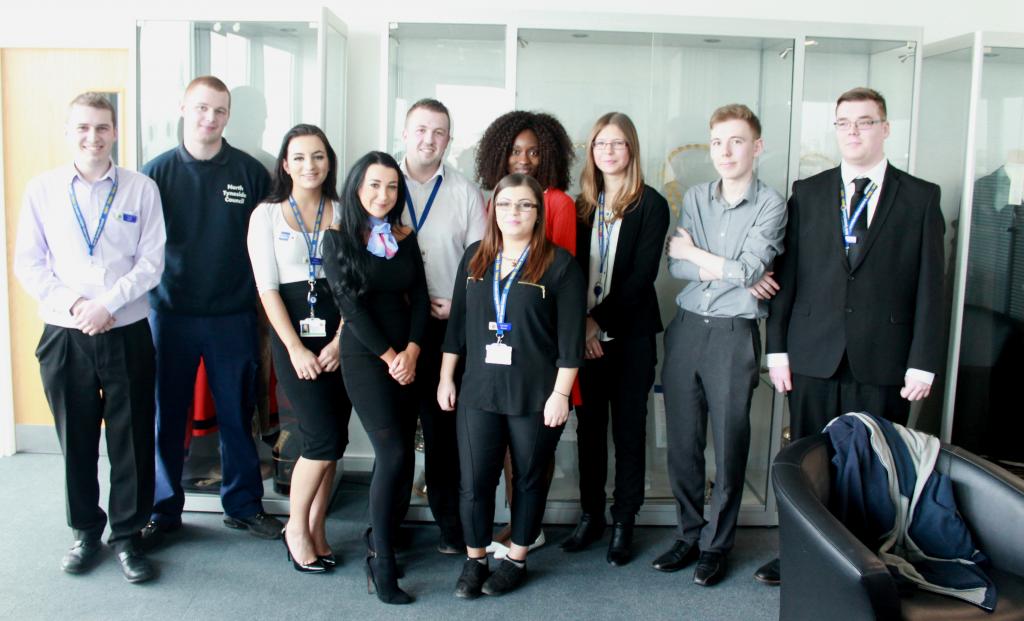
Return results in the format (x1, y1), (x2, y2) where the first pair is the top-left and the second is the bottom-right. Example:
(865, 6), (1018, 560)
(137, 17), (346, 171)
(800, 37), (917, 178)
(385, 23), (508, 181)
(927, 38), (1024, 467)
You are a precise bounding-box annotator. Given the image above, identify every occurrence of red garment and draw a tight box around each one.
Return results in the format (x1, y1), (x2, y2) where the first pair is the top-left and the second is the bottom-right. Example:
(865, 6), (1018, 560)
(543, 188), (583, 407)
(544, 188), (577, 256)
(184, 359), (218, 447)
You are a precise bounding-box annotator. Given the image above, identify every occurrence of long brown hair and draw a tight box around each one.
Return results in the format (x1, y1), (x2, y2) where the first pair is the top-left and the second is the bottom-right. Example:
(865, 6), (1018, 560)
(468, 173), (555, 284)
(577, 112), (645, 221)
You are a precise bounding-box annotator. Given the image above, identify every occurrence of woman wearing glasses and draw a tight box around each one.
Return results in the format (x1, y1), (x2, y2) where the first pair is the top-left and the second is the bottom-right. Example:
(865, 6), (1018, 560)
(438, 173), (585, 597)
(561, 112), (670, 566)
(247, 124), (351, 575)
(475, 110), (578, 555)
(322, 151), (429, 605)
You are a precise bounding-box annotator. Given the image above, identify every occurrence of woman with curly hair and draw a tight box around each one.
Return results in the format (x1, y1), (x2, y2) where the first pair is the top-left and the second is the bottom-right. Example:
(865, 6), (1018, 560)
(476, 110), (577, 254)
(474, 110), (579, 556)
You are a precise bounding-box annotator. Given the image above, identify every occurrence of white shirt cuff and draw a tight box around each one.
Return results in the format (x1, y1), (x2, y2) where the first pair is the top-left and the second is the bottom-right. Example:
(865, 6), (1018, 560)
(766, 353), (789, 368)
(905, 368), (935, 386)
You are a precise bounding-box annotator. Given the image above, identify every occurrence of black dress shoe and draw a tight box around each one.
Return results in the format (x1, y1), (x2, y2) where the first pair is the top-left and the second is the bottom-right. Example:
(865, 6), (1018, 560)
(693, 552), (727, 586)
(61, 539), (102, 574)
(560, 512), (606, 552)
(481, 558), (527, 596)
(651, 539), (699, 572)
(754, 557), (780, 585)
(454, 558), (490, 599)
(606, 522), (633, 566)
(223, 511), (284, 539)
(117, 549), (156, 584)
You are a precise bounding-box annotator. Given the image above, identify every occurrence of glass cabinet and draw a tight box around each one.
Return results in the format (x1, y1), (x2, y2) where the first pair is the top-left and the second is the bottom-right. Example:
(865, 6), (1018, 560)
(136, 9), (348, 172)
(382, 17), (922, 525)
(917, 33), (1024, 471)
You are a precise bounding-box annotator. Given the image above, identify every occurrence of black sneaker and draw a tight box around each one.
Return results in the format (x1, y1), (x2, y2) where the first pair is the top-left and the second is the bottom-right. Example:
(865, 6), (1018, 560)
(481, 558), (527, 596)
(454, 558), (490, 599)
(223, 512), (284, 539)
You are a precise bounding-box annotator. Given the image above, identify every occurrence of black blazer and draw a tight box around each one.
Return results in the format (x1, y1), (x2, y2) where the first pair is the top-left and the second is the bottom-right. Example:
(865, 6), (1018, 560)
(766, 164), (945, 385)
(576, 184), (671, 339)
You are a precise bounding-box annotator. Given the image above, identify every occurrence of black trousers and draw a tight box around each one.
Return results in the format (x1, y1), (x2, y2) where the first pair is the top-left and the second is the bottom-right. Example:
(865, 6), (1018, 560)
(413, 317), (463, 539)
(790, 353), (910, 442)
(36, 320), (155, 550)
(662, 311), (760, 554)
(457, 407), (564, 549)
(576, 335), (656, 524)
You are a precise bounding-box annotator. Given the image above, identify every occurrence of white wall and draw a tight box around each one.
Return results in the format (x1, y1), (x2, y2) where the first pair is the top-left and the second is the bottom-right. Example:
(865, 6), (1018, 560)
(2, 0), (1022, 168)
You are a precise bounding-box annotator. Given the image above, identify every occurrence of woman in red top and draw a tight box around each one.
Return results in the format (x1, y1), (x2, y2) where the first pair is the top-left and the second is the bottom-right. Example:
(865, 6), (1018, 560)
(475, 110), (577, 555)
(477, 111), (576, 254)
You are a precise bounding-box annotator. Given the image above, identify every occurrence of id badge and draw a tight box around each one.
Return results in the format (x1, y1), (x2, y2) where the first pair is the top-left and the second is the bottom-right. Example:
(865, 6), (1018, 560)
(71, 263), (106, 287)
(844, 235), (858, 244)
(299, 317), (327, 338)
(485, 342), (512, 365)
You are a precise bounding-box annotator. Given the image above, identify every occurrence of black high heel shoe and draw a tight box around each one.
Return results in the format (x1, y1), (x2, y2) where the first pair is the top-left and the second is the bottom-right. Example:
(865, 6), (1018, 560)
(365, 553), (413, 605)
(282, 528), (326, 574)
(317, 552), (337, 569)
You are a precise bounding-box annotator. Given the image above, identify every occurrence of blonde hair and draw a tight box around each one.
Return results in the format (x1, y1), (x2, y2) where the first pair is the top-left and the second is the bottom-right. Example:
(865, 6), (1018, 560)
(578, 112), (645, 221)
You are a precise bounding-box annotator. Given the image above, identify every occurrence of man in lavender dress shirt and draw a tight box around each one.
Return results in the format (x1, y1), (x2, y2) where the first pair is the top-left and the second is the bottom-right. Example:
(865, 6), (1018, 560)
(14, 92), (166, 583)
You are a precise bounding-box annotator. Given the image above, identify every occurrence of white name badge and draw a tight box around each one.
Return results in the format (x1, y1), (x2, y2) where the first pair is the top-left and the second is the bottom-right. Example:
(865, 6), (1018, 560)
(299, 317), (327, 338)
(844, 235), (858, 244)
(70, 263), (107, 287)
(485, 342), (512, 365)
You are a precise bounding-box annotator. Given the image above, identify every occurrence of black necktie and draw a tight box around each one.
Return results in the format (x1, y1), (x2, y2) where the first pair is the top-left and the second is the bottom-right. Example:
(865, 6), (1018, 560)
(847, 177), (871, 266)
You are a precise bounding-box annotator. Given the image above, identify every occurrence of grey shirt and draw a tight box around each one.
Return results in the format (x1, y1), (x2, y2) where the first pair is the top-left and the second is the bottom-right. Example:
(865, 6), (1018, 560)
(669, 177), (786, 319)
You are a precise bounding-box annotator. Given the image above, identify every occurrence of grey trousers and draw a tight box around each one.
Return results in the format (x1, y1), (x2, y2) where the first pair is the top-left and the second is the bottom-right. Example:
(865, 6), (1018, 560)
(662, 310), (759, 554)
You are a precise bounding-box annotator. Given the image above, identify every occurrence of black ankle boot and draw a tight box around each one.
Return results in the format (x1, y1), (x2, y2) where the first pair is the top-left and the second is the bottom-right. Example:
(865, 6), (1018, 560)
(606, 522), (633, 566)
(560, 512), (606, 552)
(366, 554), (413, 605)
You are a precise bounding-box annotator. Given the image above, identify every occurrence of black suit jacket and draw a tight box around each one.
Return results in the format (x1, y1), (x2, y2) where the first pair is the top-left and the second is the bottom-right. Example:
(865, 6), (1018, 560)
(766, 164), (945, 386)
(576, 185), (671, 339)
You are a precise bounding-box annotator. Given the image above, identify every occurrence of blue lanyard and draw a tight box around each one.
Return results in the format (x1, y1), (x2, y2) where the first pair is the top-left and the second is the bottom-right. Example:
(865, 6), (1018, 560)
(68, 168), (119, 257)
(596, 192), (617, 276)
(492, 246), (530, 340)
(405, 175), (443, 232)
(288, 195), (326, 316)
(839, 182), (878, 250)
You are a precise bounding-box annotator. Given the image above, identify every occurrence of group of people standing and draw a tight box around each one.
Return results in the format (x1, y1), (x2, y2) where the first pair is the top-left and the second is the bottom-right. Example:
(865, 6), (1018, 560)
(16, 73), (944, 606)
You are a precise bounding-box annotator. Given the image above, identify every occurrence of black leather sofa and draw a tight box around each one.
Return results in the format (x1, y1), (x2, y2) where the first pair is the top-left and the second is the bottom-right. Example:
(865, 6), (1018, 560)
(773, 434), (1024, 620)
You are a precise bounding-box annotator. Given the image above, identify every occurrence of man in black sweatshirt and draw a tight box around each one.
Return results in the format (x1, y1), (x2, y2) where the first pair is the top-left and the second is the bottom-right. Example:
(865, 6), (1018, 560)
(140, 75), (281, 545)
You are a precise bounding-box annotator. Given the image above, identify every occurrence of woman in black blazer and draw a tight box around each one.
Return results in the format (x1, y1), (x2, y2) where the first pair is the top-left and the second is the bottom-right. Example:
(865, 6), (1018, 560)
(561, 112), (670, 565)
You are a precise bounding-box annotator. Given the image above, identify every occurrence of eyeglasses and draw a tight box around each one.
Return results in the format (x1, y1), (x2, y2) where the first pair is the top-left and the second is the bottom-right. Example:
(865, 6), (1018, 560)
(592, 140), (629, 152)
(494, 200), (538, 212)
(834, 119), (886, 131)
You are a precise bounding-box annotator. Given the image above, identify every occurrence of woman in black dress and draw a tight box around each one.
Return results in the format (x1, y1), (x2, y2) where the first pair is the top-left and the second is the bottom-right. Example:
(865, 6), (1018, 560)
(322, 151), (429, 605)
(247, 124), (350, 574)
(438, 173), (585, 598)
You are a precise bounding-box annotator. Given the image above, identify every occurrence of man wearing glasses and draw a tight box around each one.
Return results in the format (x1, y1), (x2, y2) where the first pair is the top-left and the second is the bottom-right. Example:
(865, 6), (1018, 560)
(756, 87), (945, 585)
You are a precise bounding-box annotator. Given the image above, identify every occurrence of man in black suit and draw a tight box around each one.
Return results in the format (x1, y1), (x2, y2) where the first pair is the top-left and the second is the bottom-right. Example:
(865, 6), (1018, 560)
(755, 87), (945, 585)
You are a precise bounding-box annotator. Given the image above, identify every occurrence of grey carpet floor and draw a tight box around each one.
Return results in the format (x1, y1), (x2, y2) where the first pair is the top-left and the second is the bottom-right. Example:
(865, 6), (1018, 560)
(0, 453), (780, 620)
